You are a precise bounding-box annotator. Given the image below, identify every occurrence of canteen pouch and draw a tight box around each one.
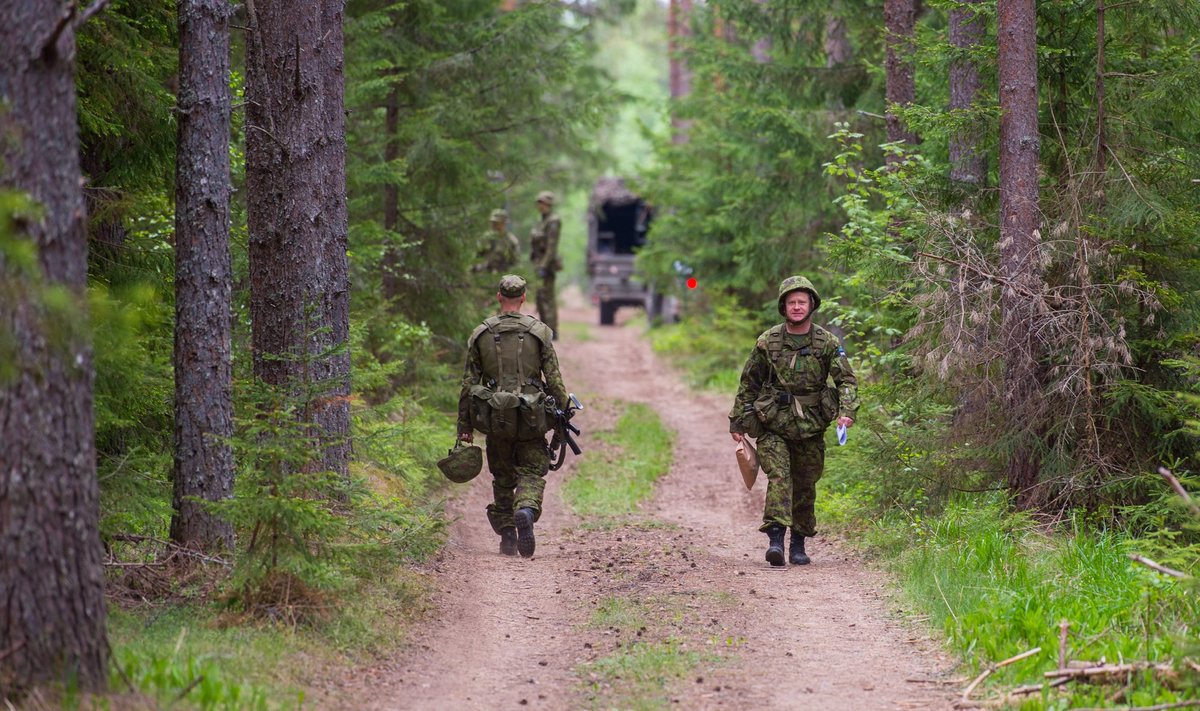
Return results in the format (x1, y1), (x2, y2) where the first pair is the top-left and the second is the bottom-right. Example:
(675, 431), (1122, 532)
(516, 391), (551, 440)
(469, 385), (522, 439)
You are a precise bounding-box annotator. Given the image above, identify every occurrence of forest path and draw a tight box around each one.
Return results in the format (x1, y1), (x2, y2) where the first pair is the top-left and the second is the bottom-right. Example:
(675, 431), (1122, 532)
(337, 295), (958, 710)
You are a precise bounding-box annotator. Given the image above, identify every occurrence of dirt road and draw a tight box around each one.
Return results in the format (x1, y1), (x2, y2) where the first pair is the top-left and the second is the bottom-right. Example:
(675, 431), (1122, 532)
(343, 301), (957, 710)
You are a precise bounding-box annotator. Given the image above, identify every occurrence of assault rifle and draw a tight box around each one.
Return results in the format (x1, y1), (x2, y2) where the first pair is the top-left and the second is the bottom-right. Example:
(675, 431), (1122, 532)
(547, 393), (584, 471)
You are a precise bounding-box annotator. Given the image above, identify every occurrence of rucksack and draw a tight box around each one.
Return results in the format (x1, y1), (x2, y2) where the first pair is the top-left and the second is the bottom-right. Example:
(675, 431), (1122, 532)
(467, 314), (552, 440)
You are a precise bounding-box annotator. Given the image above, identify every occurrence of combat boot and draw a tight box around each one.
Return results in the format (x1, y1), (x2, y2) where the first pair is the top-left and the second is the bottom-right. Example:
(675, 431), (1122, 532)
(514, 507), (536, 558)
(499, 527), (518, 556)
(764, 524), (786, 567)
(789, 530), (810, 566)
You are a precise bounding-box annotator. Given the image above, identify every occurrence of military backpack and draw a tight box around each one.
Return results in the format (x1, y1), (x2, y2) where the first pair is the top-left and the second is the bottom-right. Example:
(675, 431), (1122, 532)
(467, 313), (553, 441)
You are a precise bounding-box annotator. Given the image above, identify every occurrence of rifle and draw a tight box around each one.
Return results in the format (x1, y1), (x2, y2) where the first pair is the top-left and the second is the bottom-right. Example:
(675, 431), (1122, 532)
(547, 393), (584, 471)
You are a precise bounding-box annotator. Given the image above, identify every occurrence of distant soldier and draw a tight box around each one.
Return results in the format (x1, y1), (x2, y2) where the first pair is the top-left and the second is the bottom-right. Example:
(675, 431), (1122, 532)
(458, 274), (569, 558)
(529, 191), (561, 338)
(729, 276), (858, 567)
(473, 208), (519, 274)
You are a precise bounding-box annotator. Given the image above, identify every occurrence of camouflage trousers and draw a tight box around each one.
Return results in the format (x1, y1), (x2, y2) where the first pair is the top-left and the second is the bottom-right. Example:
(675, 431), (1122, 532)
(535, 273), (558, 337)
(485, 435), (550, 534)
(757, 432), (826, 537)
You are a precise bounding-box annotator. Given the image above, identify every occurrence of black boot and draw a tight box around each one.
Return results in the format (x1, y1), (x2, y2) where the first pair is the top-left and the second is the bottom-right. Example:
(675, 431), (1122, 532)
(514, 508), (536, 558)
(764, 525), (786, 567)
(499, 527), (518, 556)
(789, 530), (810, 565)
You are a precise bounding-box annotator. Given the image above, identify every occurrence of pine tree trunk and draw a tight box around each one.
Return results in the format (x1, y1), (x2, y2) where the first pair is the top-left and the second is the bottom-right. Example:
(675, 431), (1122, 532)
(997, 0), (1044, 508)
(382, 82), (403, 301)
(172, 0), (236, 551)
(0, 2), (108, 695)
(949, 0), (986, 185)
(245, 0), (351, 477)
(668, 0), (693, 144)
(884, 0), (919, 163)
(824, 14), (850, 69)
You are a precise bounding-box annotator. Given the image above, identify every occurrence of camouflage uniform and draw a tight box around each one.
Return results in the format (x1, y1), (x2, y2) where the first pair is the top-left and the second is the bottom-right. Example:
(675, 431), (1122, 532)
(475, 209), (519, 273)
(729, 277), (858, 539)
(457, 275), (568, 535)
(530, 191), (561, 337)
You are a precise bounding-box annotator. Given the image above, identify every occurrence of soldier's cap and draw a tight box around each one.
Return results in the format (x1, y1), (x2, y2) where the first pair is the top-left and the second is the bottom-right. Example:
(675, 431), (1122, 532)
(536, 190), (556, 205)
(490, 208), (508, 222)
(498, 274), (527, 297)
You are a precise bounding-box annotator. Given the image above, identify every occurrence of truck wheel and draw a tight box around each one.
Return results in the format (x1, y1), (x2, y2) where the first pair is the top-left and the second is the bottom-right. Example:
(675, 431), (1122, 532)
(599, 302), (616, 325)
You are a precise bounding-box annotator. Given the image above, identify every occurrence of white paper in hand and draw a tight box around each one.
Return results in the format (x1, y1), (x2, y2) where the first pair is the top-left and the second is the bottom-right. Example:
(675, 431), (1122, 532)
(836, 423), (848, 446)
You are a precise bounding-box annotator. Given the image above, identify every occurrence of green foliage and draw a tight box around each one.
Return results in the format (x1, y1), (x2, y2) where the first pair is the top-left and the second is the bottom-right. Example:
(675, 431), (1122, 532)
(647, 294), (764, 391)
(859, 499), (1199, 706)
(563, 402), (674, 518)
(345, 0), (615, 339)
(581, 638), (705, 711)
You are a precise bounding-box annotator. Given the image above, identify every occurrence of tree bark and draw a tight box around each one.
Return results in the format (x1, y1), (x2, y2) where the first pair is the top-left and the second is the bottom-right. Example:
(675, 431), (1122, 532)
(0, 1), (108, 695)
(171, 0), (236, 551)
(997, 0), (1044, 508)
(949, 0), (986, 185)
(245, 0), (351, 477)
(824, 14), (850, 69)
(668, 0), (693, 144)
(884, 0), (919, 163)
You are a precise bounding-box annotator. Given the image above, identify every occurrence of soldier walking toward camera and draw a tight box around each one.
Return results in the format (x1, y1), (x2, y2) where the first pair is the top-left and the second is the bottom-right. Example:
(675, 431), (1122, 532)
(729, 276), (858, 567)
(458, 275), (569, 557)
(529, 191), (561, 338)
(473, 208), (519, 274)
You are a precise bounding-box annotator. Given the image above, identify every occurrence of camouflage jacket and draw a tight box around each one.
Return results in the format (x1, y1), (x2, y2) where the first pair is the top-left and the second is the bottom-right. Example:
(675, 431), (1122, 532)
(457, 311), (568, 435)
(476, 229), (519, 272)
(728, 323), (859, 435)
(530, 212), (561, 273)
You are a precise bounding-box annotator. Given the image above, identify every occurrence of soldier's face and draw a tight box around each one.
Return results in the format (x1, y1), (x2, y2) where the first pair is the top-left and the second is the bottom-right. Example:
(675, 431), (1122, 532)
(784, 291), (813, 324)
(491, 219), (505, 232)
(537, 200), (550, 215)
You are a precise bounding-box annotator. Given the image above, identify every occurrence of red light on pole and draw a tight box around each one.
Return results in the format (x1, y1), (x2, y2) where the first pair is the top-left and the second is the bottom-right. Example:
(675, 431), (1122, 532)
(686, 277), (697, 289)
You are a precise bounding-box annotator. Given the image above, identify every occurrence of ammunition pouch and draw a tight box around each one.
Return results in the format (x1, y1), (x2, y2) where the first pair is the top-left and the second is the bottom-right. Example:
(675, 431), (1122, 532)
(469, 385), (551, 441)
(752, 385), (838, 440)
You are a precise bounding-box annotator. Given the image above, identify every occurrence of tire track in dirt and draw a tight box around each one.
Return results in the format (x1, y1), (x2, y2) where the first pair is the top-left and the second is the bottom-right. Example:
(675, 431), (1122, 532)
(337, 298), (957, 710)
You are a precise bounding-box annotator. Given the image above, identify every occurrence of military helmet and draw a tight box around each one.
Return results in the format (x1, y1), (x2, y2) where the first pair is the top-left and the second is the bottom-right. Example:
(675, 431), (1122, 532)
(777, 275), (821, 316)
(490, 208), (508, 222)
(535, 190), (556, 206)
(437, 443), (483, 483)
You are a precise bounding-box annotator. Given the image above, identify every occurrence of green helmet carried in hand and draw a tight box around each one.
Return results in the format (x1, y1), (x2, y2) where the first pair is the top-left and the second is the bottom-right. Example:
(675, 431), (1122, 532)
(777, 275), (821, 316)
(437, 442), (483, 483)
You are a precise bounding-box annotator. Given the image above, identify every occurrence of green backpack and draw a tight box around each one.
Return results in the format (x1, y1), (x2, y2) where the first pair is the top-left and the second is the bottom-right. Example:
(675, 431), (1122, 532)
(467, 314), (552, 440)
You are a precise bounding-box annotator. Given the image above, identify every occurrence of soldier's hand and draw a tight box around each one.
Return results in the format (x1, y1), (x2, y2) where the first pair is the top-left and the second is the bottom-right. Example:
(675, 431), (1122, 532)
(730, 432), (744, 444)
(836, 416), (854, 429)
(459, 431), (474, 444)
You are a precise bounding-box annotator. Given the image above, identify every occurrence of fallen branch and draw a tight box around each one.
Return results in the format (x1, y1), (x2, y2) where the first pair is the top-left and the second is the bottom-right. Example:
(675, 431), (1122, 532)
(1044, 661), (1176, 681)
(1008, 676), (1072, 696)
(961, 647), (1042, 704)
(1128, 554), (1189, 580)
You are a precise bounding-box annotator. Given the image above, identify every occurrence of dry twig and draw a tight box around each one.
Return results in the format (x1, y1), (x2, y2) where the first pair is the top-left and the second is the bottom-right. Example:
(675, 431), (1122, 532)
(960, 647), (1042, 704)
(1128, 554), (1188, 580)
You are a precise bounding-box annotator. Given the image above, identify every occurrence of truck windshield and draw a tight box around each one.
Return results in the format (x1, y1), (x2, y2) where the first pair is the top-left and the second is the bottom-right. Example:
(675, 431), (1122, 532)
(595, 201), (649, 255)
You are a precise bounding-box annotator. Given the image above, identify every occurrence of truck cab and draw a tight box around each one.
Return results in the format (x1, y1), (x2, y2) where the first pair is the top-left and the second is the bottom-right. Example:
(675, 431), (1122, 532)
(586, 177), (676, 325)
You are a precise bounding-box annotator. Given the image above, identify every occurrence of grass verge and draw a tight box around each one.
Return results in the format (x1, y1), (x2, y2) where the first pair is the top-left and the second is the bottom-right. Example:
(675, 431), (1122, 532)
(563, 402), (674, 518)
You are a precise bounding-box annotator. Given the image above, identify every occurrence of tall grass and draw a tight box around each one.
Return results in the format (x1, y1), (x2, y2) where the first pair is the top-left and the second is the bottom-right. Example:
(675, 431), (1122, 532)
(861, 498), (1199, 706)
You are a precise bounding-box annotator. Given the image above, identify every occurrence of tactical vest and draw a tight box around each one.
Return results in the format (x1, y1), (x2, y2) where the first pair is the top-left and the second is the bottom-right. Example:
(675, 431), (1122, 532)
(466, 313), (553, 439)
(750, 324), (840, 439)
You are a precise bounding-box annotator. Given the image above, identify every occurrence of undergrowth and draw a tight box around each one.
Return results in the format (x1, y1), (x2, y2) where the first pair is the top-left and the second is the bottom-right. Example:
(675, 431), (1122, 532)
(562, 402), (675, 518)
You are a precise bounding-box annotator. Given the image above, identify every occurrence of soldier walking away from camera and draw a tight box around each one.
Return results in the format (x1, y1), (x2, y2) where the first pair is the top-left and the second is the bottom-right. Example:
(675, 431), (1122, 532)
(529, 191), (561, 338)
(458, 275), (569, 557)
(473, 208), (520, 274)
(729, 276), (858, 567)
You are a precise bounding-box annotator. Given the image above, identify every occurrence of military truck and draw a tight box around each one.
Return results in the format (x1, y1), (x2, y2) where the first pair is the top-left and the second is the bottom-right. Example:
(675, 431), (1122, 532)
(586, 177), (677, 325)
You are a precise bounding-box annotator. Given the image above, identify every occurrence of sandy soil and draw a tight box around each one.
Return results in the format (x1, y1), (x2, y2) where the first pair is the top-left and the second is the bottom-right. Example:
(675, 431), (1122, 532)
(332, 298), (959, 710)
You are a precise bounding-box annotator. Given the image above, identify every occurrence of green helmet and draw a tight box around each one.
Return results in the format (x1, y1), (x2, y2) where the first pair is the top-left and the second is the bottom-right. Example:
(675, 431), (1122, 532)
(777, 275), (821, 316)
(535, 190), (556, 206)
(437, 443), (483, 483)
(490, 208), (508, 222)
